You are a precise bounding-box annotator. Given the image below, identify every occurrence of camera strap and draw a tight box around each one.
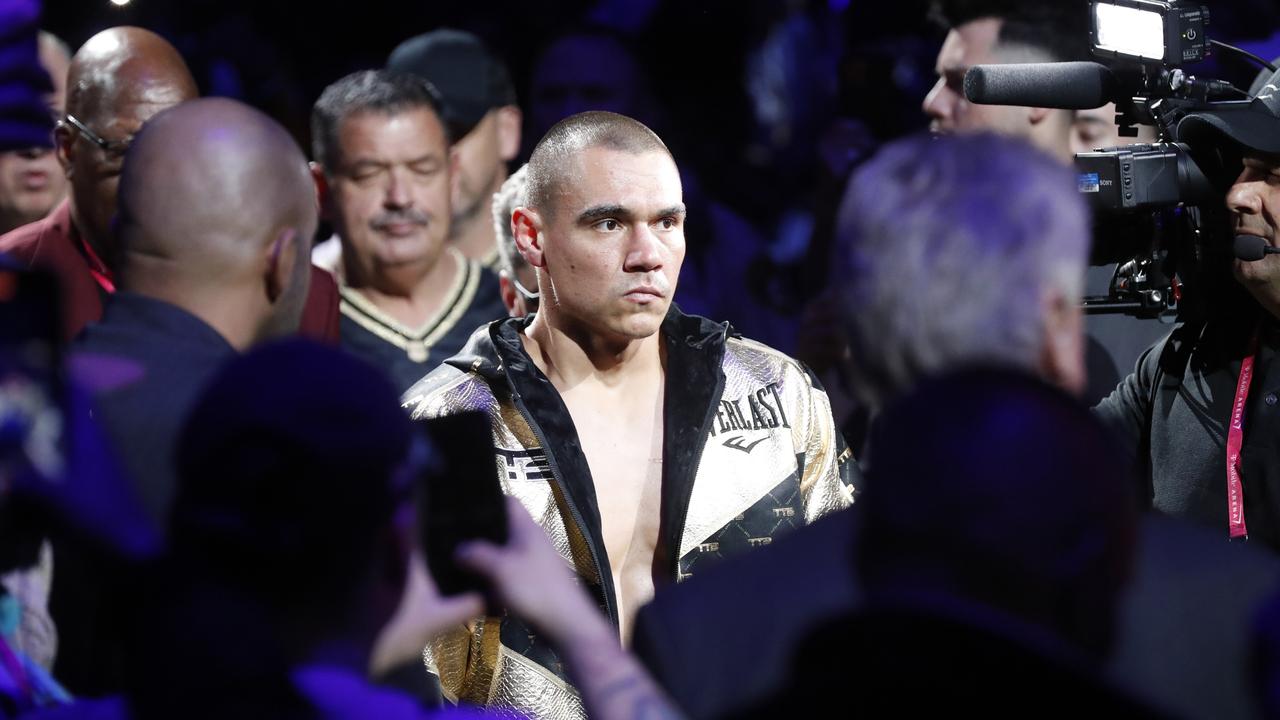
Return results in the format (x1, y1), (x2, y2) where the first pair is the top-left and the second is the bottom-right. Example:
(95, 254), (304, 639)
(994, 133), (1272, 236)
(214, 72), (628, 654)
(1226, 327), (1260, 540)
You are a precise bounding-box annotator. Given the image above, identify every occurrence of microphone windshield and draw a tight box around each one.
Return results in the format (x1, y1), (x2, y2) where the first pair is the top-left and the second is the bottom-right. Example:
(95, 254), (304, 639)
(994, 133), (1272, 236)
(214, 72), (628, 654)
(1234, 234), (1271, 262)
(964, 62), (1116, 110)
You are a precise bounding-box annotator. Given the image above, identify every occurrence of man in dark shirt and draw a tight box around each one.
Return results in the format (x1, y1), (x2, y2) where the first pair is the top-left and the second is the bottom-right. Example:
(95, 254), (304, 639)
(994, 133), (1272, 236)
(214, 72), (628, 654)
(1096, 70), (1280, 551)
(310, 70), (505, 391)
(73, 97), (316, 532)
(53, 97), (316, 696)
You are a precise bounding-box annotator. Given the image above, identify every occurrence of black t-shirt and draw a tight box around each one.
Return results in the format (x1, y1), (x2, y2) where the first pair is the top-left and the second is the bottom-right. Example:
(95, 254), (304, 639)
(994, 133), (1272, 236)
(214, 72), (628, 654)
(338, 257), (506, 393)
(1096, 314), (1280, 551)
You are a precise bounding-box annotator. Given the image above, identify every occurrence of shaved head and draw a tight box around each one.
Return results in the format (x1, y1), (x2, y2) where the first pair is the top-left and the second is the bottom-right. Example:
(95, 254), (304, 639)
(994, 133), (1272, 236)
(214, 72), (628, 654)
(66, 27), (197, 126)
(525, 110), (671, 218)
(58, 27), (197, 264)
(117, 98), (316, 344)
(512, 110), (684, 345)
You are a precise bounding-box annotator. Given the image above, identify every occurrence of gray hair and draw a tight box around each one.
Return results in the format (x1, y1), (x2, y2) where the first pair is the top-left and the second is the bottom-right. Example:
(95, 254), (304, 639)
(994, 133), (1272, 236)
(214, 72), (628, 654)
(835, 132), (1089, 408)
(492, 163), (529, 278)
(311, 69), (447, 171)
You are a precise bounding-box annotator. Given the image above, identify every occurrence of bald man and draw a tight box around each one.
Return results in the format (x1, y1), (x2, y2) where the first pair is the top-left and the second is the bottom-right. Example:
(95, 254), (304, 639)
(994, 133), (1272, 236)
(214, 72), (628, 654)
(0, 27), (340, 342)
(0, 32), (71, 236)
(74, 96), (315, 527)
(49, 97), (316, 696)
(0, 27), (196, 338)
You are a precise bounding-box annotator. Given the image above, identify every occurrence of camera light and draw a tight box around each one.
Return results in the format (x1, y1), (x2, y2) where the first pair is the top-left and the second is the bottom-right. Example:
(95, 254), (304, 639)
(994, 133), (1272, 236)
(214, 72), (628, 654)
(1095, 3), (1166, 61)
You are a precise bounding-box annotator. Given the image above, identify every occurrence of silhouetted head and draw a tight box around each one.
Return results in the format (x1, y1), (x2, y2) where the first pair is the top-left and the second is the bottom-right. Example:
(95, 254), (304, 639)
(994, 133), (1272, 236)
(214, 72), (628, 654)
(528, 28), (654, 144)
(172, 339), (412, 651)
(835, 132), (1089, 408)
(857, 366), (1137, 659)
(116, 97), (316, 348)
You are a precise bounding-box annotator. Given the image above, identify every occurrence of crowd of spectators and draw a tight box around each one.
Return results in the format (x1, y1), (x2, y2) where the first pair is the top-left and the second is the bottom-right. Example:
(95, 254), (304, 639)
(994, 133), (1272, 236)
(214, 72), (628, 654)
(5, 0), (1280, 718)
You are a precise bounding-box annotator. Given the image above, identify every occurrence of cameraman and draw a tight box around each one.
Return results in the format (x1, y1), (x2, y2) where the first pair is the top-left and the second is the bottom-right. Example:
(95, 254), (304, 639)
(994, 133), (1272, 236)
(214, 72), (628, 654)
(924, 0), (1171, 404)
(1096, 75), (1280, 552)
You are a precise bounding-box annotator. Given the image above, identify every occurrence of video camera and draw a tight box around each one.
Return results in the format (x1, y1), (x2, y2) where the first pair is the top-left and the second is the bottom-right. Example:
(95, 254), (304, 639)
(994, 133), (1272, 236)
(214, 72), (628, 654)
(964, 0), (1280, 318)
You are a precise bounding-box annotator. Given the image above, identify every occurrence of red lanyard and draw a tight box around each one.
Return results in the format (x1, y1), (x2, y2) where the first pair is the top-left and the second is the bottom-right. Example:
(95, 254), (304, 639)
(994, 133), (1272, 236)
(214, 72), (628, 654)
(75, 233), (115, 294)
(1226, 328), (1261, 539)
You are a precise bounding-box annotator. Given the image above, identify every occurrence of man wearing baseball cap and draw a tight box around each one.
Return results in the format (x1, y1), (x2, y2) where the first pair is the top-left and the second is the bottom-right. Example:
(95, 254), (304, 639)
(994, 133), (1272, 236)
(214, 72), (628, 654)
(388, 29), (522, 268)
(1098, 68), (1280, 551)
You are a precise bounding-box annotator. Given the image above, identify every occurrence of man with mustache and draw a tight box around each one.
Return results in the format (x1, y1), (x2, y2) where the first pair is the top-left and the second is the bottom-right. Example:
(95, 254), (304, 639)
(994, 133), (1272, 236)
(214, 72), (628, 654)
(310, 70), (506, 391)
(403, 110), (857, 718)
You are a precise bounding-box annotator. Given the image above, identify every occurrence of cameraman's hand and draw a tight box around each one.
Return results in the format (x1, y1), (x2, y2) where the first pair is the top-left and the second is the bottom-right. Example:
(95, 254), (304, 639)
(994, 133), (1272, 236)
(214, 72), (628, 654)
(455, 497), (606, 648)
(369, 550), (485, 678)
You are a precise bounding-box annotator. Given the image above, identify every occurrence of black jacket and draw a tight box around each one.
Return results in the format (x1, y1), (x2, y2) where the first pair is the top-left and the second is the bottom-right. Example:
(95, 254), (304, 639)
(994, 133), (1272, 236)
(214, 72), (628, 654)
(1095, 311), (1280, 550)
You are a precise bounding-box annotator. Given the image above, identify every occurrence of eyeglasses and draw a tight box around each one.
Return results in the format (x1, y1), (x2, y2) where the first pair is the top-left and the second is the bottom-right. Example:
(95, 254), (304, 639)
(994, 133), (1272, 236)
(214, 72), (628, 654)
(61, 115), (132, 160)
(512, 274), (540, 312)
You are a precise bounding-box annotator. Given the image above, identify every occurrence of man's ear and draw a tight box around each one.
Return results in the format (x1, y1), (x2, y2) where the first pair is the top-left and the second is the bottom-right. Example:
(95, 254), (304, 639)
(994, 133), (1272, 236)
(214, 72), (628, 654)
(54, 122), (74, 177)
(495, 105), (522, 163)
(266, 226), (300, 304)
(512, 206), (545, 269)
(1038, 287), (1086, 397)
(310, 162), (333, 223)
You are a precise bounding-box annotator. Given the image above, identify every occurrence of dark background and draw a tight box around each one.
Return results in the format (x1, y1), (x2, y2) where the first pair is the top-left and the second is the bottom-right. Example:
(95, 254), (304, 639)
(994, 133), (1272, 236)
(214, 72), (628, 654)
(40, 0), (1280, 206)
(38, 0), (1280, 306)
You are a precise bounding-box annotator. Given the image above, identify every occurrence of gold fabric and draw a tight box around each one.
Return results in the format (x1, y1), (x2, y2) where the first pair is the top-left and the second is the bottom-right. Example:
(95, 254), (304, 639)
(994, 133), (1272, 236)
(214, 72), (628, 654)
(404, 331), (855, 720)
(490, 647), (585, 719)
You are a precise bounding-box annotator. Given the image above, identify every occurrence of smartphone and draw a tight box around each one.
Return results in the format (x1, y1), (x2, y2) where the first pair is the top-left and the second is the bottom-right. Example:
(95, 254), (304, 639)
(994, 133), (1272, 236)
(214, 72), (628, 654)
(416, 410), (508, 600)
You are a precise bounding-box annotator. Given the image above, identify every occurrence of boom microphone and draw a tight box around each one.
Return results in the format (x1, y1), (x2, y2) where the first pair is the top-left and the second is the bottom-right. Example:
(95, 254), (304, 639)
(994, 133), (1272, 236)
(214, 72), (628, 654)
(1233, 234), (1280, 261)
(963, 62), (1117, 110)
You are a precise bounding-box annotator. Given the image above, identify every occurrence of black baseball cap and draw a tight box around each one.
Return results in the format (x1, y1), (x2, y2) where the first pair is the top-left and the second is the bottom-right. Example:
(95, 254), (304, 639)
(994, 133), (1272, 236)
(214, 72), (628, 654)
(1177, 67), (1280, 156)
(387, 29), (516, 140)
